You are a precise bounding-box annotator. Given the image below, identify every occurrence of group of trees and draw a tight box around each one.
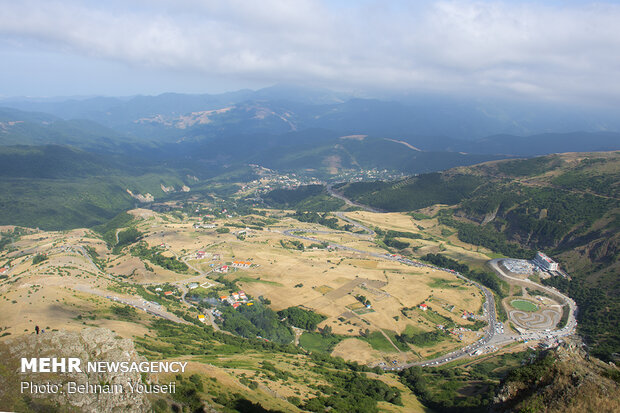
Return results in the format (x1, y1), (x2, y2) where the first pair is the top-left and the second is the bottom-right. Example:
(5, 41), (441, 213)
(457, 183), (615, 251)
(340, 173), (485, 212)
(303, 370), (402, 413)
(113, 228), (143, 253)
(376, 229), (424, 240)
(374, 228), (424, 251)
(400, 365), (496, 413)
(0, 227), (24, 252)
(264, 184), (345, 212)
(220, 302), (295, 344)
(354, 294), (371, 307)
(291, 211), (351, 231)
(277, 307), (326, 331)
(280, 239), (305, 250)
(396, 330), (449, 347)
(110, 304), (137, 320)
(220, 305), (330, 344)
(383, 237), (410, 250)
(131, 242), (189, 274)
(140, 317), (403, 413)
(399, 350), (533, 413)
(440, 215), (533, 259)
(93, 212), (134, 247)
(32, 253), (48, 265)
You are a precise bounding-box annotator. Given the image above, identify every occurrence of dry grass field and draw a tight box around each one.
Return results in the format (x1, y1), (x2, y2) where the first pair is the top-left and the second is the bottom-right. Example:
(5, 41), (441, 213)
(1, 208), (488, 355)
(0, 206), (496, 411)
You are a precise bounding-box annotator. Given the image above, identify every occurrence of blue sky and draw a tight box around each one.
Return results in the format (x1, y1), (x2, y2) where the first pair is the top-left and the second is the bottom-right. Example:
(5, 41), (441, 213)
(1, 0), (619, 105)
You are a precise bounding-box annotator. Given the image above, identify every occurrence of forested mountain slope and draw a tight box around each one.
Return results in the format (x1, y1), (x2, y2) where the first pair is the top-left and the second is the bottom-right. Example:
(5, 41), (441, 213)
(0, 145), (188, 230)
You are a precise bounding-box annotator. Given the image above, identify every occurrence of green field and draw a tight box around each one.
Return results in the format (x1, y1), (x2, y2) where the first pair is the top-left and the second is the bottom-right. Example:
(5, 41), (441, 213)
(510, 299), (539, 312)
(361, 330), (409, 352)
(299, 332), (343, 353)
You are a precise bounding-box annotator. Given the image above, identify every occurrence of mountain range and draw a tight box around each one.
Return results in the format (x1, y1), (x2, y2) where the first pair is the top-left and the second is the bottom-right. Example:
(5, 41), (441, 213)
(0, 85), (619, 230)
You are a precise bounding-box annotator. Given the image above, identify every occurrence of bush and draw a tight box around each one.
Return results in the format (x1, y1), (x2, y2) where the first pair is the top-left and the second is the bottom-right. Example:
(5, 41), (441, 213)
(32, 254), (48, 265)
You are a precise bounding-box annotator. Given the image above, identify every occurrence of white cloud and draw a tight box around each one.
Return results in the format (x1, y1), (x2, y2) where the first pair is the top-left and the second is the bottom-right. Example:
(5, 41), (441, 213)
(1, 0), (619, 103)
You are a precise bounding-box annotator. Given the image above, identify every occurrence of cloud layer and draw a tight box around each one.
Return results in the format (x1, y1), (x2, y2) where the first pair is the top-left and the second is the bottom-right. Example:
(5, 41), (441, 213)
(1, 0), (619, 103)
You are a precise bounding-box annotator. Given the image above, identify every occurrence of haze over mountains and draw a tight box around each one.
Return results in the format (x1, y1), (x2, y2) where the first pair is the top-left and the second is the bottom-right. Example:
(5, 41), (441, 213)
(2, 84), (620, 149)
(1, 85), (619, 231)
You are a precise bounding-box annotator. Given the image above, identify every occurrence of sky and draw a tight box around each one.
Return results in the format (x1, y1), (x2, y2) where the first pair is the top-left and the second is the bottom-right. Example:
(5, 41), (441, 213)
(1, 0), (619, 105)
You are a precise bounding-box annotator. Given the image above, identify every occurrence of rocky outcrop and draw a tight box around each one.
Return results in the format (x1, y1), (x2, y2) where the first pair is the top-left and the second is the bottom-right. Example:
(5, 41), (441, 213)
(491, 342), (620, 413)
(126, 189), (154, 203)
(0, 328), (150, 412)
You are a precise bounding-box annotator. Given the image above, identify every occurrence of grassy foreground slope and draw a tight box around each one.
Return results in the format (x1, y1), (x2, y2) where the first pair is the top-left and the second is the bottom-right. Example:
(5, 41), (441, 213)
(339, 151), (620, 360)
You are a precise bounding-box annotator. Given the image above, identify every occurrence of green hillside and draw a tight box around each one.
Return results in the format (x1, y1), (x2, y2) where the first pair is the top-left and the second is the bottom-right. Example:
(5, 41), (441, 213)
(0, 145), (188, 230)
(0, 108), (137, 150)
(252, 136), (503, 176)
(263, 184), (345, 211)
(339, 152), (620, 360)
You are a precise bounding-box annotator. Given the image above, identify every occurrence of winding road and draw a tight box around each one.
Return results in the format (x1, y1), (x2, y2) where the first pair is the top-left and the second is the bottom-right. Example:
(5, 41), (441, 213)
(488, 259), (577, 338)
(36, 190), (577, 369)
(277, 225), (499, 369)
(278, 212), (577, 369)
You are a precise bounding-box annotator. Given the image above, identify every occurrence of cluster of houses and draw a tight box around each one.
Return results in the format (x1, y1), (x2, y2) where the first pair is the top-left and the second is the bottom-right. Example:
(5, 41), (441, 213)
(198, 309), (223, 323)
(242, 165), (327, 194)
(214, 260), (253, 274)
(195, 251), (221, 260)
(232, 261), (252, 268)
(220, 290), (253, 309)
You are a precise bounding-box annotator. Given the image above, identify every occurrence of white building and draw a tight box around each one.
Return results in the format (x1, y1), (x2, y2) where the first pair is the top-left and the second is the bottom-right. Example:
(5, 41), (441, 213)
(534, 251), (558, 271)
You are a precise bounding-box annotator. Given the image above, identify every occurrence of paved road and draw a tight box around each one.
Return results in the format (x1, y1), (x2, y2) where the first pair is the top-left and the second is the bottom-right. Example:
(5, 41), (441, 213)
(73, 284), (189, 324)
(326, 185), (384, 213)
(333, 211), (375, 236)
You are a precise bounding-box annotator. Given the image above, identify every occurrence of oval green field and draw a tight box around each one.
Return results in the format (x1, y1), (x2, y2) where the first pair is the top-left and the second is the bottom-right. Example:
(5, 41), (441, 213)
(510, 299), (539, 312)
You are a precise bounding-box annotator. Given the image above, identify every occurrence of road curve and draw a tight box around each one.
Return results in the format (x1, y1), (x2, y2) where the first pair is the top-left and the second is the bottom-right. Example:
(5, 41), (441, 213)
(326, 184), (385, 213)
(487, 259), (577, 339)
(333, 211), (375, 236)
